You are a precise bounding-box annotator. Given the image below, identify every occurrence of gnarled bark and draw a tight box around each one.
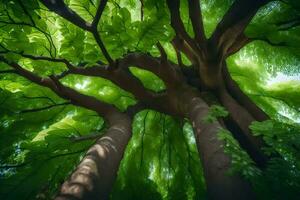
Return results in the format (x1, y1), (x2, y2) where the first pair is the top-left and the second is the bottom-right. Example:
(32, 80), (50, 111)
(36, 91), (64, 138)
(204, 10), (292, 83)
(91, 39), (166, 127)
(55, 113), (132, 200)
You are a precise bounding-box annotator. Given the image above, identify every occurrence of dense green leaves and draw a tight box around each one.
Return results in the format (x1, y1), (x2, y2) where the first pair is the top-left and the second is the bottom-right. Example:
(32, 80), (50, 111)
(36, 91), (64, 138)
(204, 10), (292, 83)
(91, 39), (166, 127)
(0, 0), (300, 199)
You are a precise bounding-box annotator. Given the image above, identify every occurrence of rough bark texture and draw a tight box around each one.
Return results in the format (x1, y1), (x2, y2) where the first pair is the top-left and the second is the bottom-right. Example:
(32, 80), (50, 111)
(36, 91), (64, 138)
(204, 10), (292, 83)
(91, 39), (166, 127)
(55, 113), (132, 200)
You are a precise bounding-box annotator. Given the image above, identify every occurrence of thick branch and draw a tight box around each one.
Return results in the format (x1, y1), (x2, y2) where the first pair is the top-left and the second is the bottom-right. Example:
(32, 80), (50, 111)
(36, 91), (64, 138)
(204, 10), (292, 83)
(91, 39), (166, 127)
(172, 36), (199, 65)
(210, 0), (269, 58)
(226, 33), (251, 57)
(120, 53), (184, 90)
(222, 64), (269, 121)
(0, 55), (119, 122)
(218, 86), (269, 168)
(187, 0), (206, 44)
(1, 48), (178, 116)
(63, 54), (178, 115)
(166, 0), (199, 53)
(39, 0), (92, 31)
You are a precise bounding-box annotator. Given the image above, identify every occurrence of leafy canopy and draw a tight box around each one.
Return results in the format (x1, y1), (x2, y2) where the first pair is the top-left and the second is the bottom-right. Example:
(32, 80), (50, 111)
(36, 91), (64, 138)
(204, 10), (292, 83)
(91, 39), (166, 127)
(0, 0), (300, 199)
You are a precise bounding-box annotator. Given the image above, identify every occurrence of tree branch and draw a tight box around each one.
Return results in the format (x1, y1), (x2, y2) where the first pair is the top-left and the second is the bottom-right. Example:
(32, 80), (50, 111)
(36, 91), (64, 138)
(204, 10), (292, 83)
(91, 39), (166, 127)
(16, 0), (36, 26)
(210, 0), (270, 58)
(187, 0), (206, 45)
(19, 102), (70, 114)
(20, 53), (76, 69)
(91, 0), (108, 29)
(62, 54), (177, 115)
(92, 32), (114, 66)
(0, 55), (119, 122)
(39, 0), (93, 31)
(226, 33), (251, 57)
(90, 0), (114, 66)
(166, 0), (199, 53)
(0, 11), (57, 56)
(39, 0), (114, 65)
(172, 36), (198, 65)
(222, 63), (269, 121)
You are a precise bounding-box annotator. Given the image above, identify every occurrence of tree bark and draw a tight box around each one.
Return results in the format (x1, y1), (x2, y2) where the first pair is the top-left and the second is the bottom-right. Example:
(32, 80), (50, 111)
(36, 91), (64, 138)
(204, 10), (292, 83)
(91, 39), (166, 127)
(55, 113), (132, 200)
(217, 84), (269, 169)
(222, 64), (269, 121)
(176, 86), (255, 200)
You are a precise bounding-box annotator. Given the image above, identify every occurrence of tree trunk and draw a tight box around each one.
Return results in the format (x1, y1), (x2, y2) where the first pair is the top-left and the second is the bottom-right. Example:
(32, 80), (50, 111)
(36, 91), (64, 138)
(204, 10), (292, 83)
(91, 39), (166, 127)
(177, 86), (255, 200)
(218, 87), (268, 168)
(55, 113), (132, 200)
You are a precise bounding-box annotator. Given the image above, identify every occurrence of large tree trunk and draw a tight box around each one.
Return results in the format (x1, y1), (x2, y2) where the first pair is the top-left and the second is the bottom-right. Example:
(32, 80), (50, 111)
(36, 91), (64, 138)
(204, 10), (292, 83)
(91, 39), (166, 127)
(176, 86), (255, 200)
(55, 113), (132, 200)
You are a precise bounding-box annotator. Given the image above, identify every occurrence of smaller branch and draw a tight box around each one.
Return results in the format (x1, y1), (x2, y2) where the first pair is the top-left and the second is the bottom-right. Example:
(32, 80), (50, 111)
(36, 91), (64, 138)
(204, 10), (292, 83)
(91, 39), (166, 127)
(140, 0), (144, 21)
(0, 12), (57, 57)
(91, 0), (108, 29)
(252, 37), (289, 47)
(16, 0), (36, 26)
(20, 53), (75, 69)
(172, 42), (183, 66)
(39, 0), (113, 65)
(92, 31), (114, 66)
(21, 95), (57, 105)
(226, 33), (292, 57)
(89, 0), (114, 66)
(19, 102), (70, 114)
(156, 42), (167, 61)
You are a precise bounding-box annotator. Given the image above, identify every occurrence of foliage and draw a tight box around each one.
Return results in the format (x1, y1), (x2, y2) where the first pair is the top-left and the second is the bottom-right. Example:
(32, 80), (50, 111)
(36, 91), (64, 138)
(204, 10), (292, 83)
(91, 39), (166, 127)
(202, 105), (229, 123)
(0, 0), (299, 199)
(218, 120), (300, 200)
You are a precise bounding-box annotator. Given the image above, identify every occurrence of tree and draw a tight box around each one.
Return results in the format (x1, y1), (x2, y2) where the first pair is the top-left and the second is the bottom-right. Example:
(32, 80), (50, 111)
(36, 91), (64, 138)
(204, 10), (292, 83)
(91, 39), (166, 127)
(0, 0), (300, 199)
